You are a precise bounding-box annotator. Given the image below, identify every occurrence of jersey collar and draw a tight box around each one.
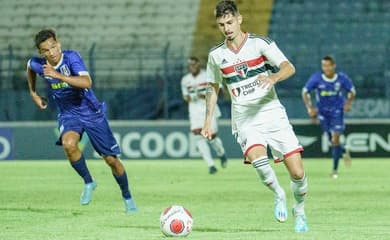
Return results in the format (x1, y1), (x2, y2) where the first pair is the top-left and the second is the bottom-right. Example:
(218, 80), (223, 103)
(226, 32), (248, 54)
(321, 73), (338, 82)
(48, 53), (64, 69)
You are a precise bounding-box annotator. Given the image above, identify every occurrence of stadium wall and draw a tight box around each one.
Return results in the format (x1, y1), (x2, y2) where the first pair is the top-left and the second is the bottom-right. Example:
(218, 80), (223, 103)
(1, 120), (389, 160)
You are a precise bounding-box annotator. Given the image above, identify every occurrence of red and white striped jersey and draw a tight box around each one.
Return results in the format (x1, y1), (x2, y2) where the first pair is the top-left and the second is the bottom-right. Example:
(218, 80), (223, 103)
(181, 69), (221, 130)
(206, 33), (289, 130)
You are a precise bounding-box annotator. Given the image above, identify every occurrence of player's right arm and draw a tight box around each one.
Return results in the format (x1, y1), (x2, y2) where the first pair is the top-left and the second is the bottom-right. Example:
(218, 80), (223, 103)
(202, 82), (220, 140)
(26, 60), (47, 109)
(202, 53), (222, 140)
(302, 74), (319, 118)
(301, 88), (317, 118)
(181, 77), (191, 103)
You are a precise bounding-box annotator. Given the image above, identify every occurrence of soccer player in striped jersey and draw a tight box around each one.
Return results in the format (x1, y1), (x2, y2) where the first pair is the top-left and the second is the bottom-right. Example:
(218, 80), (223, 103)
(302, 56), (356, 179)
(26, 29), (137, 212)
(201, 0), (308, 232)
(181, 56), (228, 174)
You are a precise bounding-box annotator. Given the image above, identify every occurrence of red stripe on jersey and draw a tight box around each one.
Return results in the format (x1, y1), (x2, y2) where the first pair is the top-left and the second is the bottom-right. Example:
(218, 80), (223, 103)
(221, 56), (267, 75)
(198, 82), (208, 87)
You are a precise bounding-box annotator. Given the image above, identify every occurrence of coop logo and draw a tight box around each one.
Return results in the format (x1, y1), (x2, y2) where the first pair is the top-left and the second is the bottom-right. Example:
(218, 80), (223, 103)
(0, 128), (13, 160)
(234, 62), (249, 78)
(92, 131), (202, 159)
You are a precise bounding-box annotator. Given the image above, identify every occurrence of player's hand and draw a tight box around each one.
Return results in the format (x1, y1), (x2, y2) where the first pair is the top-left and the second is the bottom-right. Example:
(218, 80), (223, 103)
(31, 94), (48, 110)
(307, 106), (317, 118)
(201, 123), (213, 140)
(257, 75), (277, 90)
(43, 64), (60, 79)
(343, 103), (352, 112)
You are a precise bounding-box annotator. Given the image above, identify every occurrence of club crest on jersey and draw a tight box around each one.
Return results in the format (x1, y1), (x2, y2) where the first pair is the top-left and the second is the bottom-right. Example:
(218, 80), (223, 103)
(234, 63), (249, 78)
(334, 82), (341, 91)
(231, 87), (241, 97)
(60, 65), (71, 76)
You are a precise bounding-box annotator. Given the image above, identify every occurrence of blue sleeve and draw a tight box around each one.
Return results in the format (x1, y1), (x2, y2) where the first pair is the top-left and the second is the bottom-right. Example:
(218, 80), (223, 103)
(340, 73), (354, 92)
(67, 51), (89, 76)
(27, 57), (44, 76)
(303, 73), (319, 92)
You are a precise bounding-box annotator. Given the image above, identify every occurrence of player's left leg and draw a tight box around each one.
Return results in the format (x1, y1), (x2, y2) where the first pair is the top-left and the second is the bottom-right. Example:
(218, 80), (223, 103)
(283, 153), (308, 233)
(208, 118), (228, 168)
(103, 155), (137, 212)
(85, 118), (137, 212)
(329, 110), (346, 178)
(330, 132), (343, 178)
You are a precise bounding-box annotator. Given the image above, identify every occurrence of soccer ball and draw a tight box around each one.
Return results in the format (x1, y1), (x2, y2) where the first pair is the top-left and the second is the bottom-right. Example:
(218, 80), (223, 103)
(160, 205), (193, 237)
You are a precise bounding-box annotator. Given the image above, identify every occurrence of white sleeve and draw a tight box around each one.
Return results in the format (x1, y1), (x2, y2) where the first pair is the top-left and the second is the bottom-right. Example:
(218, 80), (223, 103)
(206, 53), (223, 85)
(181, 77), (188, 96)
(262, 42), (288, 67)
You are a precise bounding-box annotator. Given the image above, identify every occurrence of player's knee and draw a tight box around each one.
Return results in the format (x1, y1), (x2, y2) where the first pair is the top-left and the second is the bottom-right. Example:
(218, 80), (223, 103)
(62, 140), (78, 154)
(104, 155), (119, 167)
(290, 169), (305, 180)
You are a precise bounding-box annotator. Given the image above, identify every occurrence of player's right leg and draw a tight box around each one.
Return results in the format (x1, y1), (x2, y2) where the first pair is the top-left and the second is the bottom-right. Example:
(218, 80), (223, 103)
(192, 130), (217, 174)
(60, 130), (96, 205)
(245, 145), (287, 222)
(208, 134), (228, 168)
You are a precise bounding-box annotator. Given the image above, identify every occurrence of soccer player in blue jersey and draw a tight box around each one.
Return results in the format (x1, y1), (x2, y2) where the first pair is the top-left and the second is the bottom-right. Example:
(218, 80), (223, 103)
(302, 56), (356, 179)
(26, 29), (137, 212)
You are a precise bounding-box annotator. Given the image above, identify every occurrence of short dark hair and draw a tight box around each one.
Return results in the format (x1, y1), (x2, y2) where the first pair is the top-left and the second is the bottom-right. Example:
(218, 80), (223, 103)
(188, 56), (200, 63)
(215, 0), (239, 18)
(322, 55), (336, 64)
(35, 29), (57, 49)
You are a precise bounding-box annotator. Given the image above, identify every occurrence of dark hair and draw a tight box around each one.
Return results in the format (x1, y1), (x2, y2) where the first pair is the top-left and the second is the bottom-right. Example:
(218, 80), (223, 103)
(35, 29), (57, 49)
(322, 55), (336, 64)
(215, 0), (239, 18)
(188, 56), (200, 63)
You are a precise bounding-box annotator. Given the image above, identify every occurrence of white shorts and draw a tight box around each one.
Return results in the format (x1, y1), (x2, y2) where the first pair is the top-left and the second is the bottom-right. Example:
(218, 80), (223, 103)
(191, 115), (219, 134)
(234, 107), (303, 163)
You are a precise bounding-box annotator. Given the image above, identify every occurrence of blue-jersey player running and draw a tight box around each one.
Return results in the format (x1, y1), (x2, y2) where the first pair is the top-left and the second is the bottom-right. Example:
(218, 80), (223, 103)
(26, 29), (137, 212)
(302, 55), (356, 179)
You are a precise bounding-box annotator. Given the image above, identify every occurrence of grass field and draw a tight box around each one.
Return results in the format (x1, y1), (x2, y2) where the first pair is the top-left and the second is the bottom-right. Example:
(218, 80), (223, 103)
(1, 159), (389, 240)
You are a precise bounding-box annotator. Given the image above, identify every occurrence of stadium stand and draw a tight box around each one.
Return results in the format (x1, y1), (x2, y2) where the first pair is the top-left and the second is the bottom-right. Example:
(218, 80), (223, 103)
(269, 0), (390, 100)
(0, 0), (388, 120)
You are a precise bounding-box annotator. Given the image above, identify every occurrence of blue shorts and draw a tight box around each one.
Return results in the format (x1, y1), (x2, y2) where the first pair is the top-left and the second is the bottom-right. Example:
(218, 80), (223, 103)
(318, 109), (345, 134)
(56, 114), (120, 156)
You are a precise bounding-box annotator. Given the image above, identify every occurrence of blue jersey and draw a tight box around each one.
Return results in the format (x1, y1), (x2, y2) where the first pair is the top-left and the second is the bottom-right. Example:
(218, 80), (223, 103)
(28, 50), (104, 121)
(303, 72), (355, 111)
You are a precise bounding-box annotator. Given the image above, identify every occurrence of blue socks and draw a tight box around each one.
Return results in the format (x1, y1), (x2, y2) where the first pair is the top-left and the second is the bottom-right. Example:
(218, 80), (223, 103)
(332, 145), (343, 171)
(71, 155), (93, 184)
(113, 172), (132, 199)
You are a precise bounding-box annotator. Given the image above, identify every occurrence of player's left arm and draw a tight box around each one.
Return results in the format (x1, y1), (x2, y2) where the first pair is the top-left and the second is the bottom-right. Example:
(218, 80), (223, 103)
(342, 74), (356, 112)
(344, 91), (355, 112)
(257, 42), (295, 89)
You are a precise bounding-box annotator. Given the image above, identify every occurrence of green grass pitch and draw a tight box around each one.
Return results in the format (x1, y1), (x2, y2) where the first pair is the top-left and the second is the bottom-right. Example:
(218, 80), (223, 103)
(1, 159), (389, 240)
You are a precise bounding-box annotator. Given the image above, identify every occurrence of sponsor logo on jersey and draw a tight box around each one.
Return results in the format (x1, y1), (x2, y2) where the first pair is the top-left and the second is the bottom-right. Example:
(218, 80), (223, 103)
(231, 78), (262, 98)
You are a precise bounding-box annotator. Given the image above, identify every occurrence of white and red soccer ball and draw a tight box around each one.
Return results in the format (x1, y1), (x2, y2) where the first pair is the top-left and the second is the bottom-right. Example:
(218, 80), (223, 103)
(160, 205), (193, 237)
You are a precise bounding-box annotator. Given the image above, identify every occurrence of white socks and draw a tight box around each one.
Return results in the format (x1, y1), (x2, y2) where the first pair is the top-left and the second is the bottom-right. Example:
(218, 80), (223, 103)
(252, 156), (284, 197)
(209, 137), (226, 157)
(290, 173), (308, 216)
